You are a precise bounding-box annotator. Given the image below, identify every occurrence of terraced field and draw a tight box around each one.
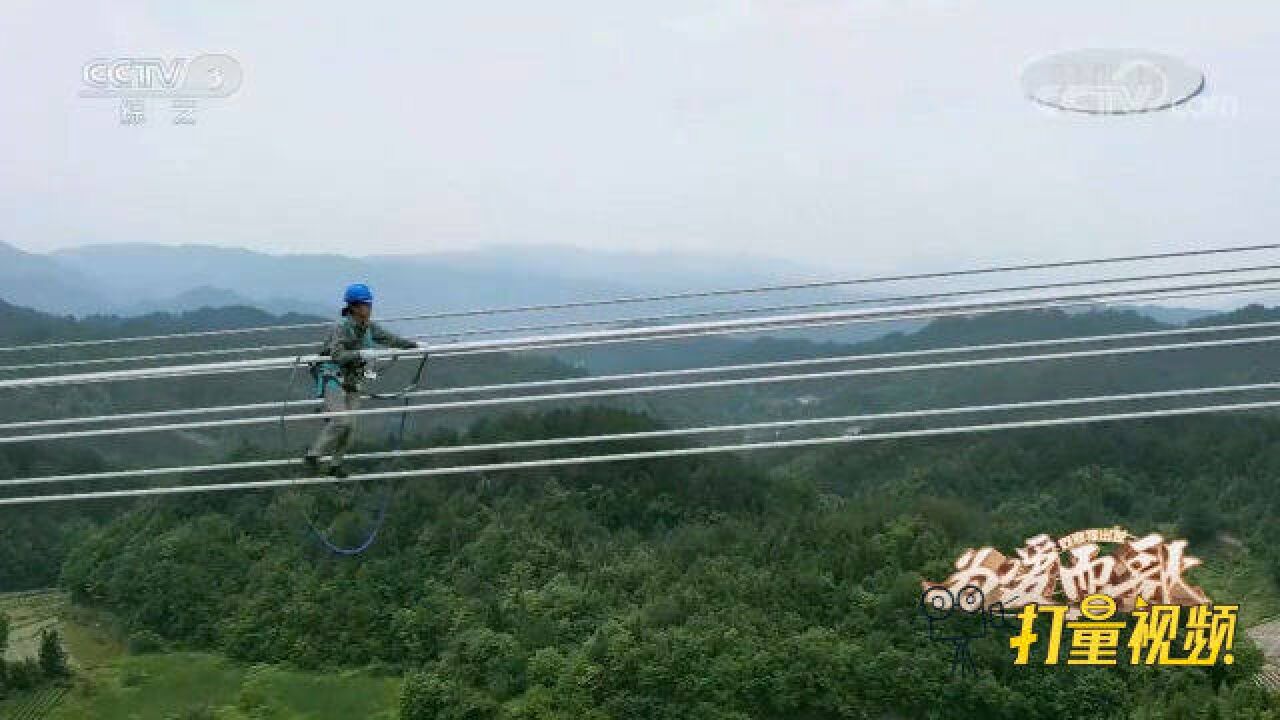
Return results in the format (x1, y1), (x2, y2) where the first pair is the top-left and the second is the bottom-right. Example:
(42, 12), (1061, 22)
(1249, 616), (1280, 693)
(0, 590), (64, 664)
(5, 685), (69, 720)
(0, 590), (73, 718)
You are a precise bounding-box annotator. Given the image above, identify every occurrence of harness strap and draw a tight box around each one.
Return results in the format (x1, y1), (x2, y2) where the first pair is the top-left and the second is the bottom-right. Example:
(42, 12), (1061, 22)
(310, 318), (376, 398)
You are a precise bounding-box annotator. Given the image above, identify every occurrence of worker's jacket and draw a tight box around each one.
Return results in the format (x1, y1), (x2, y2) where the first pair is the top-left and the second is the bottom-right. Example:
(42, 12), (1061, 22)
(314, 317), (417, 394)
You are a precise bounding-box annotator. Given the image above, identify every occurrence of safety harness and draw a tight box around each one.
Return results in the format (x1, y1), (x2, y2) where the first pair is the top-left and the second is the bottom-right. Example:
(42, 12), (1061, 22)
(310, 317), (371, 398)
(309, 318), (430, 400)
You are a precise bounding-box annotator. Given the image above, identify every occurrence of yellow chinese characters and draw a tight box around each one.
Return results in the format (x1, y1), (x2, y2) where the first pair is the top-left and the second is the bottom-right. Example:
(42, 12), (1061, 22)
(1128, 596), (1239, 666)
(1010, 593), (1238, 666)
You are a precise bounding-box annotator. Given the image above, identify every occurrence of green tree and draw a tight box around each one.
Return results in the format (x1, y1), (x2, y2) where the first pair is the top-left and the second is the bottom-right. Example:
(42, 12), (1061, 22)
(1182, 502), (1221, 545)
(38, 627), (69, 678)
(6, 658), (41, 691)
(399, 670), (497, 720)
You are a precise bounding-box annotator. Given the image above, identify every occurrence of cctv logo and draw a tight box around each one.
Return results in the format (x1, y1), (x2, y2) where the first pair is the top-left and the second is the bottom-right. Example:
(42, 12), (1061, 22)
(80, 55), (243, 99)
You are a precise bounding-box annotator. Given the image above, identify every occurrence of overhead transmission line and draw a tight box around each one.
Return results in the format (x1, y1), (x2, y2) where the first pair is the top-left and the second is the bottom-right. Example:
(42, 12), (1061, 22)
(8, 377), (1280, 490)
(4, 326), (1280, 445)
(3, 260), (1280, 374)
(7, 394), (1280, 507)
(4, 272), (1280, 392)
(5, 247), (1280, 506)
(2, 241), (1277, 356)
(7, 315), (1280, 434)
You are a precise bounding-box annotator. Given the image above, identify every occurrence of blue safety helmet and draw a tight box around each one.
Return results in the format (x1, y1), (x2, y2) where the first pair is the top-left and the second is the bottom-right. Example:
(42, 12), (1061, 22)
(343, 283), (373, 305)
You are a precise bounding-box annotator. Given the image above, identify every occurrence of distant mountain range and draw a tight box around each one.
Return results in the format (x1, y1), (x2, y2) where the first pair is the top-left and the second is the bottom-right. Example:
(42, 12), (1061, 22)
(4, 241), (811, 314)
(0, 241), (1225, 339)
(0, 241), (906, 343)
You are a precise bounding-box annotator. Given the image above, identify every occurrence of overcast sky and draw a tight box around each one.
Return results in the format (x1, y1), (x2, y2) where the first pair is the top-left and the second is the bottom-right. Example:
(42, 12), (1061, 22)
(2, 0), (1277, 276)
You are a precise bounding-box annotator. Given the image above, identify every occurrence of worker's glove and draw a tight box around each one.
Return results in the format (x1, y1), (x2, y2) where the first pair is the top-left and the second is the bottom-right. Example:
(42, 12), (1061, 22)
(357, 349), (379, 363)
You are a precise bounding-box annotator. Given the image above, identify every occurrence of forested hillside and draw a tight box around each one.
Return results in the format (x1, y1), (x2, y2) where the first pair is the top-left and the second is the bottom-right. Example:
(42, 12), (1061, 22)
(3, 300), (1280, 718)
(54, 412), (1280, 719)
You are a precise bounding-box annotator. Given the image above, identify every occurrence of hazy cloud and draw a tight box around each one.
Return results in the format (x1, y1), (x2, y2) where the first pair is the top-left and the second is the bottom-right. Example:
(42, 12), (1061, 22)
(1, 0), (1277, 279)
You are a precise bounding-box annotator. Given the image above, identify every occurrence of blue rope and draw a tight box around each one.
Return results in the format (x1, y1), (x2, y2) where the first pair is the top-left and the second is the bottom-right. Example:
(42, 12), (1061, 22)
(279, 346), (425, 556)
(307, 399), (406, 556)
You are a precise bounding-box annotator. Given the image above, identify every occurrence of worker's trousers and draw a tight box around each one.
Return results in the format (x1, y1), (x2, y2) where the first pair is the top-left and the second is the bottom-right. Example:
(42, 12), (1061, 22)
(307, 384), (362, 466)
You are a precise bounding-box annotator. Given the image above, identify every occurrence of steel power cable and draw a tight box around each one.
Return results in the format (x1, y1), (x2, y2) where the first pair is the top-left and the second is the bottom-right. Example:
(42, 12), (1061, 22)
(4, 272), (1280, 392)
(8, 394), (1280, 507)
(7, 377), (1280, 490)
(2, 241), (1275, 355)
(3, 260), (1278, 374)
(4, 312), (1280, 435)
(4, 327), (1280, 445)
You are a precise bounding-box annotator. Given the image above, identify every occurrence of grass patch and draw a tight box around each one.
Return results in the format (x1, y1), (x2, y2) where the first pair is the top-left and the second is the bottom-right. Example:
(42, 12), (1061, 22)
(43, 653), (401, 720)
(1192, 545), (1280, 627)
(1, 593), (401, 719)
(58, 605), (125, 670)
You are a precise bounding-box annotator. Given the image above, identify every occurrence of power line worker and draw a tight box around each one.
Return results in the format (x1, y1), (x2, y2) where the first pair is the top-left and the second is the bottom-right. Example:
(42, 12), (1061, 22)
(304, 283), (420, 478)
